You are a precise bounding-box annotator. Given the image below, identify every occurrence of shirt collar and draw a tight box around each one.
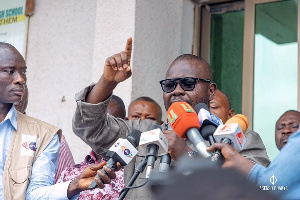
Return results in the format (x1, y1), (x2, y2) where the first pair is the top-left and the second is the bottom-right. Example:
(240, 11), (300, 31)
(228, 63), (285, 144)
(3, 105), (18, 131)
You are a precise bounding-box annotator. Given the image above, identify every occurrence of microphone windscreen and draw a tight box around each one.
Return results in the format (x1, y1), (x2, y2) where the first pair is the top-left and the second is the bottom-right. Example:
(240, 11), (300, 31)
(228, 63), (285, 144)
(194, 103), (209, 114)
(151, 123), (162, 130)
(225, 114), (248, 133)
(127, 129), (142, 148)
(167, 102), (200, 138)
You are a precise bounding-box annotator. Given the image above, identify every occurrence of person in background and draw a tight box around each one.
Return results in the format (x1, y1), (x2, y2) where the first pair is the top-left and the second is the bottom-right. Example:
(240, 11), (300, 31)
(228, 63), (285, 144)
(275, 110), (300, 150)
(209, 89), (235, 124)
(209, 89), (270, 167)
(127, 96), (163, 125)
(0, 42), (116, 200)
(58, 95), (126, 200)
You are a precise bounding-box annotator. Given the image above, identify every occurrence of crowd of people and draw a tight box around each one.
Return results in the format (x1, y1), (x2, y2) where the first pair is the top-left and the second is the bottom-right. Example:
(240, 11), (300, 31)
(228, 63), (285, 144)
(0, 37), (299, 200)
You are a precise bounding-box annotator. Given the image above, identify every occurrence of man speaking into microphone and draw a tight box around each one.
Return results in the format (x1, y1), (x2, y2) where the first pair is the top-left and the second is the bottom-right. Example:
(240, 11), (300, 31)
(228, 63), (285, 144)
(72, 38), (269, 199)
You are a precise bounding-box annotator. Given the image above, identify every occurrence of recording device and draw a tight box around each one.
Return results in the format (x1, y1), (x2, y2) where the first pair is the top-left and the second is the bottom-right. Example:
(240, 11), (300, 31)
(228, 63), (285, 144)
(213, 114), (248, 151)
(167, 101), (212, 158)
(88, 129), (141, 189)
(139, 124), (168, 178)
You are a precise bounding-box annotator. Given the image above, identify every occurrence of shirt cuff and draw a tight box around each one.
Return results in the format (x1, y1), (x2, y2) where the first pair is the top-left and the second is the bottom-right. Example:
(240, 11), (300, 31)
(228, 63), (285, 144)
(247, 163), (265, 183)
(58, 180), (72, 199)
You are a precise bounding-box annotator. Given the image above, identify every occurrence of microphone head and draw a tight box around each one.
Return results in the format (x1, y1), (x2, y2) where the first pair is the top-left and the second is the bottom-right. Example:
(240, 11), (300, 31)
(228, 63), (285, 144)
(167, 102), (200, 138)
(225, 114), (248, 133)
(194, 103), (223, 140)
(194, 103), (209, 113)
(127, 129), (142, 148)
(151, 123), (162, 131)
(139, 128), (168, 156)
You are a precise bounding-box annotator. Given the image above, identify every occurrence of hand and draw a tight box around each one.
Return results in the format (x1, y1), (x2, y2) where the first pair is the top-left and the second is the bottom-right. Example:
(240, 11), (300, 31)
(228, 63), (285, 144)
(103, 37), (132, 83)
(79, 162), (118, 189)
(86, 37), (133, 104)
(163, 130), (192, 160)
(207, 143), (254, 176)
(67, 161), (118, 198)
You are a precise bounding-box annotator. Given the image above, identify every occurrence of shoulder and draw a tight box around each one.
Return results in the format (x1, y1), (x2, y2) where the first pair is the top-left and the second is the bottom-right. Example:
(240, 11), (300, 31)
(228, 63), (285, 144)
(17, 112), (61, 135)
(244, 129), (263, 141)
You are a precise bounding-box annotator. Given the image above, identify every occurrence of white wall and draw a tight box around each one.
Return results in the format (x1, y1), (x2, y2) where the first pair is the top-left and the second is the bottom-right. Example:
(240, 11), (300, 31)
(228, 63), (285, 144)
(26, 0), (97, 162)
(26, 0), (195, 163)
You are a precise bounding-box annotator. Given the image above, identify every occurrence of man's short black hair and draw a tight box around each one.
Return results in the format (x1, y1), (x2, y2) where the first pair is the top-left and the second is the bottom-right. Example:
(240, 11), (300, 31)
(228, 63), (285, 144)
(172, 54), (212, 80)
(111, 94), (126, 119)
(276, 110), (300, 125)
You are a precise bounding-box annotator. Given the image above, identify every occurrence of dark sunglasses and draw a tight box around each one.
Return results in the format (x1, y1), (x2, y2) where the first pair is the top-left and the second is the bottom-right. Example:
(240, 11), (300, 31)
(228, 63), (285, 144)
(159, 77), (211, 93)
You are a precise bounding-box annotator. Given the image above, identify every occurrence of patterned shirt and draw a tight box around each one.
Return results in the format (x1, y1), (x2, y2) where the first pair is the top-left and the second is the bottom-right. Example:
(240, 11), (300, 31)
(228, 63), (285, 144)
(57, 151), (124, 200)
(55, 135), (75, 183)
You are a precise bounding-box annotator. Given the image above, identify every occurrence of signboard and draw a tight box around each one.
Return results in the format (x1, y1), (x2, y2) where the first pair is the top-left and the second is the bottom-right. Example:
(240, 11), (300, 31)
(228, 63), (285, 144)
(0, 0), (28, 57)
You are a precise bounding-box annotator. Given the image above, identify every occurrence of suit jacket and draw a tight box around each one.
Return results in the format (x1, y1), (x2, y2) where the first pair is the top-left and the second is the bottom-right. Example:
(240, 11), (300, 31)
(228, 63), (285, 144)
(73, 85), (270, 200)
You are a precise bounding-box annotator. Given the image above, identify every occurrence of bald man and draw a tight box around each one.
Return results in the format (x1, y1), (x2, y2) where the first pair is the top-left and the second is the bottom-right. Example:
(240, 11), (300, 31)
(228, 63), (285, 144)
(210, 89), (235, 124)
(210, 89), (270, 167)
(73, 38), (270, 199)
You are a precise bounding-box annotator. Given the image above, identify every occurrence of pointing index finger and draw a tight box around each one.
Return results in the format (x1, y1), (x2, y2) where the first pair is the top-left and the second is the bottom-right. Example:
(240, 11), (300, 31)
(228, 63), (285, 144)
(125, 37), (132, 66)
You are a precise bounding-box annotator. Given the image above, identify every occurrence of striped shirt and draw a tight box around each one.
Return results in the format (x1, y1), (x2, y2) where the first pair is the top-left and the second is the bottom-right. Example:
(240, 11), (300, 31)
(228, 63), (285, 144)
(55, 135), (75, 183)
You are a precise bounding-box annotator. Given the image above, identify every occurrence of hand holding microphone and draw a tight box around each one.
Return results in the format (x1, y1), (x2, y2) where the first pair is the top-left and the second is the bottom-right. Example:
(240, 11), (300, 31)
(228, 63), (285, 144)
(206, 114), (255, 176)
(88, 129), (141, 189)
(167, 102), (212, 158)
(213, 114), (248, 151)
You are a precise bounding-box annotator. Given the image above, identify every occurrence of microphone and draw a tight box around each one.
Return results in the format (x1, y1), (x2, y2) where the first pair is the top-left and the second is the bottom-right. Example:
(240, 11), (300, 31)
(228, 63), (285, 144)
(159, 153), (171, 173)
(194, 103), (223, 161)
(139, 124), (168, 178)
(194, 103), (223, 144)
(226, 114), (248, 133)
(88, 129), (141, 189)
(213, 114), (248, 151)
(167, 101), (212, 158)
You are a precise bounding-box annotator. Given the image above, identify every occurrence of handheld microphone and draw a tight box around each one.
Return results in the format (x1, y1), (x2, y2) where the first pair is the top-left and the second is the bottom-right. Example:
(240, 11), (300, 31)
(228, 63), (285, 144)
(88, 129), (141, 189)
(226, 114), (248, 133)
(139, 124), (168, 178)
(167, 102), (212, 158)
(159, 153), (171, 173)
(194, 103), (223, 161)
(213, 114), (248, 151)
(194, 103), (223, 144)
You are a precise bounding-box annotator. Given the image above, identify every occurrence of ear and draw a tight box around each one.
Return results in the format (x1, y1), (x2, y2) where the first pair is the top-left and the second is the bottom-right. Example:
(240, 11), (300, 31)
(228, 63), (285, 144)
(228, 109), (235, 118)
(208, 83), (217, 101)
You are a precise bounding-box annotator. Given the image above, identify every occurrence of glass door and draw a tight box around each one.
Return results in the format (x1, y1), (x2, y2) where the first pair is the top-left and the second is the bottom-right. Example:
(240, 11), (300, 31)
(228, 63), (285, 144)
(252, 0), (298, 160)
(198, 0), (299, 160)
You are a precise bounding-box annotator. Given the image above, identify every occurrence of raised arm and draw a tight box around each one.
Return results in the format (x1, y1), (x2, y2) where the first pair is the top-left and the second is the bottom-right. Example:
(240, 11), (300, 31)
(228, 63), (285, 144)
(87, 37), (132, 104)
(73, 38), (135, 155)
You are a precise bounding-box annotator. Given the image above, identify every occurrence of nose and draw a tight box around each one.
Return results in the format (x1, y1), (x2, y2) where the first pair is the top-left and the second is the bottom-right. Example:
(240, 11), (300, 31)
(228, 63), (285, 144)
(141, 116), (146, 120)
(171, 81), (185, 96)
(13, 71), (26, 85)
(282, 126), (292, 135)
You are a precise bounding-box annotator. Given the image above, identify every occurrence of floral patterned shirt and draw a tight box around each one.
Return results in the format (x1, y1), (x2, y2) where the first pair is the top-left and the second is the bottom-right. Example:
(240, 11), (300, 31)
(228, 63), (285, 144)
(57, 151), (124, 200)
